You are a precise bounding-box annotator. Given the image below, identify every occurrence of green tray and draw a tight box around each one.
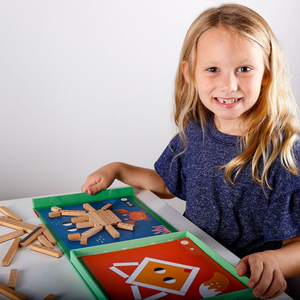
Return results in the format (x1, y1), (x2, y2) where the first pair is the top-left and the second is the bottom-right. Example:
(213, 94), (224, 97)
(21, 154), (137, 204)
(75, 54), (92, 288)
(32, 187), (177, 259)
(70, 231), (255, 300)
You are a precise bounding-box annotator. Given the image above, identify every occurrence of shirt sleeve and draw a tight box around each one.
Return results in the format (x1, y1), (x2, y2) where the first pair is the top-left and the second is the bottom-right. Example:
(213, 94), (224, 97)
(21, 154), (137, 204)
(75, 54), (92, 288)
(263, 141), (300, 242)
(154, 134), (186, 200)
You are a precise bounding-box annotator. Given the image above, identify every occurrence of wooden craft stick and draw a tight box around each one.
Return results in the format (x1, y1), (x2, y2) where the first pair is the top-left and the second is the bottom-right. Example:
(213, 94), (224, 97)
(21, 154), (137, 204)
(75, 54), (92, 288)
(38, 235), (54, 249)
(71, 216), (89, 223)
(80, 236), (87, 245)
(48, 211), (61, 218)
(104, 209), (122, 224)
(30, 244), (63, 258)
(83, 203), (96, 211)
(8, 269), (18, 290)
(0, 206), (22, 221)
(0, 230), (24, 243)
(60, 210), (86, 216)
(81, 225), (103, 238)
(0, 216), (36, 233)
(101, 203), (113, 210)
(43, 294), (57, 300)
(20, 226), (44, 247)
(50, 206), (62, 212)
(95, 210), (111, 225)
(2, 238), (21, 267)
(117, 222), (135, 231)
(105, 225), (120, 239)
(87, 211), (106, 226)
(0, 282), (28, 300)
(39, 224), (56, 245)
(68, 233), (81, 241)
(76, 221), (94, 229)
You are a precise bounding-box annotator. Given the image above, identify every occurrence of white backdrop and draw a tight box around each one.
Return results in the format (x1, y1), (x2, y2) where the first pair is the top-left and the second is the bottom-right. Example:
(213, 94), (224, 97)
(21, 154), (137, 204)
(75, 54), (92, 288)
(1, 0), (299, 200)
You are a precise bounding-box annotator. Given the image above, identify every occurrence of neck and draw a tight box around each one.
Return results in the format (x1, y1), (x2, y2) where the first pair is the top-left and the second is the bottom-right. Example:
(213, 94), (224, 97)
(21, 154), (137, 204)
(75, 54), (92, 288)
(214, 116), (242, 136)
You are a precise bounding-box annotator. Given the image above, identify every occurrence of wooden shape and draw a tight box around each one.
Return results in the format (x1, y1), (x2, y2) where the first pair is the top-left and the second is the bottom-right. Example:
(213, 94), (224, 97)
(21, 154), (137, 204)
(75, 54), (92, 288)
(0, 230), (24, 243)
(117, 222), (135, 231)
(20, 226), (44, 247)
(80, 236), (87, 245)
(95, 210), (111, 225)
(60, 210), (86, 216)
(76, 221), (94, 229)
(39, 224), (56, 245)
(50, 206), (62, 212)
(0, 206), (22, 221)
(0, 216), (36, 233)
(71, 216), (89, 223)
(81, 225), (103, 238)
(105, 225), (120, 239)
(38, 235), (54, 249)
(43, 294), (57, 300)
(48, 211), (61, 218)
(87, 211), (106, 226)
(29, 244), (63, 258)
(105, 209), (122, 224)
(101, 203), (113, 210)
(0, 282), (28, 300)
(83, 203), (96, 211)
(68, 233), (81, 241)
(2, 238), (21, 266)
(8, 269), (18, 290)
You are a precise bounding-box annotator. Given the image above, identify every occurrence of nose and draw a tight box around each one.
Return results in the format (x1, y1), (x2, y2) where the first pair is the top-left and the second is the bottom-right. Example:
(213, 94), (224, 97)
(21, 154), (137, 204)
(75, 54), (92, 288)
(219, 72), (238, 94)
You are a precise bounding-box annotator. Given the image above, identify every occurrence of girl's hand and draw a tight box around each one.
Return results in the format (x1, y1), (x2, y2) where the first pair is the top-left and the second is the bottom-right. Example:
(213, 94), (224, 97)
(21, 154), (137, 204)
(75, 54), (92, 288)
(81, 163), (119, 195)
(236, 251), (287, 299)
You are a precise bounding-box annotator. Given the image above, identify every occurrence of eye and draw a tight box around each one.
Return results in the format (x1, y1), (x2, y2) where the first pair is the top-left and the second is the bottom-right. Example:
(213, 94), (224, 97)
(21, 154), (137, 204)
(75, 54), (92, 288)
(237, 66), (251, 72)
(207, 67), (219, 72)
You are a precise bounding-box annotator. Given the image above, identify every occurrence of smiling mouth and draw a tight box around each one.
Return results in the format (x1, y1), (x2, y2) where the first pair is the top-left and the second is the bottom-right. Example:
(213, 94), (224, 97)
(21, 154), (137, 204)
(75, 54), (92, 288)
(215, 97), (242, 104)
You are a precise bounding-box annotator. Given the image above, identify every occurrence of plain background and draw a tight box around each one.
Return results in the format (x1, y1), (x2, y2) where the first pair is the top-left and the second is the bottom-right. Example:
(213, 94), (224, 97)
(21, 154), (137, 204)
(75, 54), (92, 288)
(1, 0), (299, 201)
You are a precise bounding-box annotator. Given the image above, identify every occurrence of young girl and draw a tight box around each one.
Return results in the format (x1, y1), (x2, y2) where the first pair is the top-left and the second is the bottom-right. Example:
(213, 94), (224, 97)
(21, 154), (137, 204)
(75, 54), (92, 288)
(81, 4), (300, 299)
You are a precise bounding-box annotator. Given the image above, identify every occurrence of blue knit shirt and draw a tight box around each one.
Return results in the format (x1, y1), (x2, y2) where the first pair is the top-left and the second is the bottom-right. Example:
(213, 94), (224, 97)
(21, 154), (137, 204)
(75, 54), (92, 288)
(155, 118), (300, 258)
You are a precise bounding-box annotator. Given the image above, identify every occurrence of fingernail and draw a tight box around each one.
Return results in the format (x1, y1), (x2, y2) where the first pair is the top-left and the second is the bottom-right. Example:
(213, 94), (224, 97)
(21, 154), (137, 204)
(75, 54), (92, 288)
(88, 188), (94, 195)
(238, 268), (245, 275)
(255, 290), (261, 298)
(249, 281), (255, 287)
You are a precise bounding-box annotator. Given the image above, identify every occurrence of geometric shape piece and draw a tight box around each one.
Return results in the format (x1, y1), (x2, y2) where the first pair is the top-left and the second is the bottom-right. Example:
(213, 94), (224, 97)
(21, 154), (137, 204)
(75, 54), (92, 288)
(105, 225), (120, 239)
(29, 244), (63, 258)
(0, 282), (28, 300)
(7, 269), (18, 290)
(0, 206), (22, 221)
(2, 238), (22, 267)
(0, 217), (36, 233)
(0, 230), (24, 244)
(20, 226), (44, 247)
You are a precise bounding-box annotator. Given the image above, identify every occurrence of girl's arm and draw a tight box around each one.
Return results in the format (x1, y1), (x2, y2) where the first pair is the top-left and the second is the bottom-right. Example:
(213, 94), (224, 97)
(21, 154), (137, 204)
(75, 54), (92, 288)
(236, 235), (300, 299)
(81, 162), (174, 199)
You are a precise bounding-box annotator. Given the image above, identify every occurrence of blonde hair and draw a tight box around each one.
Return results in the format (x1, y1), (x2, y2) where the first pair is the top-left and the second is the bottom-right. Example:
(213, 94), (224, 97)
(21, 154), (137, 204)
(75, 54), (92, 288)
(174, 3), (300, 188)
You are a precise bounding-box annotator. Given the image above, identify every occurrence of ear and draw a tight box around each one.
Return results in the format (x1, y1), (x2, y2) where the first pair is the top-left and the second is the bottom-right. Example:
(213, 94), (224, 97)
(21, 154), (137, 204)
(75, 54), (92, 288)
(181, 61), (190, 84)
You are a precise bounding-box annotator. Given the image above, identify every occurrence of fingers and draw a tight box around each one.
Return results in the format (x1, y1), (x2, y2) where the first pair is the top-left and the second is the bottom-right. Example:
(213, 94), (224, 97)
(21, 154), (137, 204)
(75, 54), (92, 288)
(239, 253), (287, 299)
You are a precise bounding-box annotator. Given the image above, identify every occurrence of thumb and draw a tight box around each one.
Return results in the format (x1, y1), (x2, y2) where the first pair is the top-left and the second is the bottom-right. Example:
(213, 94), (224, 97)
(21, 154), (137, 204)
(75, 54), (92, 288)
(236, 256), (250, 277)
(87, 182), (105, 195)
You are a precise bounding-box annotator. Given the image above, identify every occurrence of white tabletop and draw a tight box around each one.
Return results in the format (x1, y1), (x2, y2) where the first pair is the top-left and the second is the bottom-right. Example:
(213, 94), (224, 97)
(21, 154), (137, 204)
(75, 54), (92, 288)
(0, 188), (292, 299)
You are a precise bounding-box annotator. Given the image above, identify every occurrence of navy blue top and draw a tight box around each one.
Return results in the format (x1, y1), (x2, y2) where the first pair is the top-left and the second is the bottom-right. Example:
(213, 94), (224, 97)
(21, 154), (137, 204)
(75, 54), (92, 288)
(155, 118), (300, 258)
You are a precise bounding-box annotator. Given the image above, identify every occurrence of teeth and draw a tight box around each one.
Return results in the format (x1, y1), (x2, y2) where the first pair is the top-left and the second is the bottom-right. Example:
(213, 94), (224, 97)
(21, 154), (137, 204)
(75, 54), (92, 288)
(216, 98), (239, 104)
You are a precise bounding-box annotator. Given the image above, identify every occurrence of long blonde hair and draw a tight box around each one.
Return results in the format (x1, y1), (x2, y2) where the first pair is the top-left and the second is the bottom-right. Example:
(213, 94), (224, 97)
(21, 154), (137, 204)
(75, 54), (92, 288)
(174, 3), (300, 188)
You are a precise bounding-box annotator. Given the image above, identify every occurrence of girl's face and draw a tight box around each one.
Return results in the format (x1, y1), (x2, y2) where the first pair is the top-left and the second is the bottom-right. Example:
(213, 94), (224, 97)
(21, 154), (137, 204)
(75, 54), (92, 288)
(191, 27), (266, 135)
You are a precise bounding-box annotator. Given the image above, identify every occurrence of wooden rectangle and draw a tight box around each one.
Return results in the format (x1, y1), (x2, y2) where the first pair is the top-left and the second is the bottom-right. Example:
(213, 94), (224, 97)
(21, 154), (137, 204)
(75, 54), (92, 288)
(105, 225), (120, 239)
(7, 269), (18, 290)
(60, 210), (86, 216)
(2, 238), (21, 266)
(0, 230), (24, 243)
(76, 221), (94, 229)
(0, 206), (22, 221)
(50, 206), (61, 212)
(48, 211), (61, 218)
(83, 203), (96, 211)
(71, 216), (89, 223)
(101, 203), (113, 210)
(81, 225), (103, 238)
(0, 216), (36, 233)
(0, 282), (28, 300)
(95, 210), (111, 225)
(43, 294), (57, 300)
(30, 244), (63, 258)
(104, 210), (121, 225)
(87, 211), (106, 226)
(117, 222), (135, 231)
(20, 226), (44, 247)
(38, 235), (54, 249)
(39, 224), (56, 245)
(68, 233), (81, 241)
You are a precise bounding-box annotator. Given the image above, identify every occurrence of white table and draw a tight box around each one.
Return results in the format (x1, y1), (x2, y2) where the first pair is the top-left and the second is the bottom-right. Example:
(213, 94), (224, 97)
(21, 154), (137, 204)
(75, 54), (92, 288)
(0, 189), (292, 299)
